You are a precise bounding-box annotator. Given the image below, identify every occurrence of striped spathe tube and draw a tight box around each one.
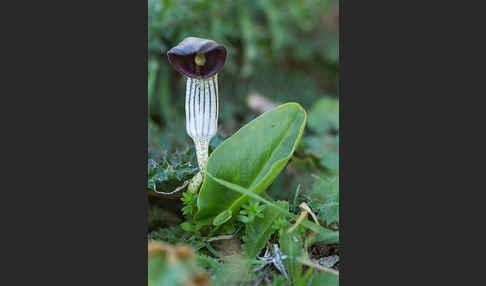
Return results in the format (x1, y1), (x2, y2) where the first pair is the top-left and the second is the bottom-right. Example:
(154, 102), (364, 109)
(185, 75), (219, 173)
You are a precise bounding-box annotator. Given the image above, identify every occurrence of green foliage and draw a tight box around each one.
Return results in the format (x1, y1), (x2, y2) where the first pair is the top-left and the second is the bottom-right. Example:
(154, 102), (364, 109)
(212, 210), (233, 226)
(309, 175), (339, 228)
(301, 96), (339, 173)
(149, 225), (186, 244)
(195, 103), (306, 225)
(268, 274), (287, 286)
(307, 97), (339, 134)
(148, 0), (339, 129)
(148, 0), (340, 283)
(196, 254), (222, 270)
(149, 101), (340, 283)
(297, 268), (316, 286)
(273, 216), (291, 232)
(196, 254), (224, 278)
(147, 147), (198, 194)
(180, 221), (202, 233)
(237, 199), (266, 224)
(242, 201), (288, 258)
(303, 135), (339, 171)
(148, 0), (339, 77)
(181, 191), (197, 217)
(277, 228), (322, 286)
(279, 229), (304, 284)
(211, 254), (253, 286)
(311, 271), (339, 286)
(148, 60), (158, 109)
(204, 172), (338, 242)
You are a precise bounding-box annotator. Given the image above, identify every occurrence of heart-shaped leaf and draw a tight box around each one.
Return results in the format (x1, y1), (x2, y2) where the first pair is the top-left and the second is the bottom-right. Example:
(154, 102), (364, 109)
(194, 103), (306, 225)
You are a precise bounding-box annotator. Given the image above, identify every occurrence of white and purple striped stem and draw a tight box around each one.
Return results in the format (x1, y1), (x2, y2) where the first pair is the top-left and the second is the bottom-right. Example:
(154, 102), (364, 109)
(185, 74), (219, 174)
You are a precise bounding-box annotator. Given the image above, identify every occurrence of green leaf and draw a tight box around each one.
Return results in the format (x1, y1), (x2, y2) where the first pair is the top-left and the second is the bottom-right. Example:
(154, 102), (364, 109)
(213, 210), (232, 226)
(181, 192), (197, 217)
(309, 175), (339, 227)
(297, 267), (315, 286)
(196, 254), (224, 274)
(180, 221), (201, 232)
(308, 97), (339, 134)
(279, 229), (303, 283)
(311, 271), (339, 286)
(147, 147), (198, 195)
(194, 103), (307, 225)
(303, 135), (339, 170)
(242, 201), (289, 258)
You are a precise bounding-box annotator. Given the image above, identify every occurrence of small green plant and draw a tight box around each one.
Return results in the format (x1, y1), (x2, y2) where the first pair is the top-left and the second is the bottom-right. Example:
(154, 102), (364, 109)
(237, 199), (266, 224)
(167, 37), (227, 194)
(149, 101), (339, 285)
(181, 191), (198, 218)
(242, 201), (288, 258)
(150, 27), (340, 284)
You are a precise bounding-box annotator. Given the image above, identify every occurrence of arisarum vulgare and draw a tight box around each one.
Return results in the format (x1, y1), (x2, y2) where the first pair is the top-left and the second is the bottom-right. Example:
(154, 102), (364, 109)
(167, 37), (227, 192)
(167, 37), (226, 80)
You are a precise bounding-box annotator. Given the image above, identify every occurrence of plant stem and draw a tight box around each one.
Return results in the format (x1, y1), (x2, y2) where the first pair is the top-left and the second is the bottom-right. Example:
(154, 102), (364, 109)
(193, 136), (209, 174)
